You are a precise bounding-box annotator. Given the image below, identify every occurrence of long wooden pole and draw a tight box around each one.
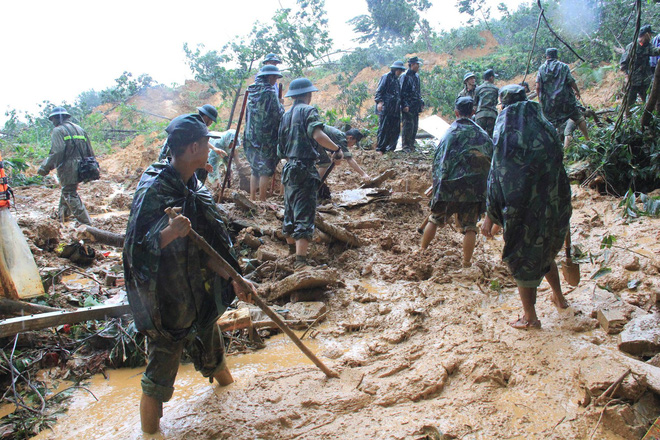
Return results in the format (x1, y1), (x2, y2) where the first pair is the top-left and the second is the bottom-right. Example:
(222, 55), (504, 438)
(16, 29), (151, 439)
(220, 91), (249, 200)
(164, 207), (339, 379)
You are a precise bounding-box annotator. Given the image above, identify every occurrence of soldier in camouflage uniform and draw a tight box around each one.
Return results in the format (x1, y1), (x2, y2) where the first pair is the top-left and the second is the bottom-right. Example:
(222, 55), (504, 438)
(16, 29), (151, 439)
(206, 129), (236, 189)
(421, 97), (493, 268)
(244, 65), (285, 201)
(473, 69), (499, 137)
(158, 104), (218, 162)
(316, 126), (370, 200)
(261, 53), (283, 99)
(400, 56), (424, 152)
(278, 78), (342, 269)
(458, 72), (477, 100)
(375, 61), (405, 153)
(536, 48), (589, 142)
(482, 85), (571, 330)
(620, 25), (660, 116)
(37, 107), (94, 225)
(123, 114), (255, 434)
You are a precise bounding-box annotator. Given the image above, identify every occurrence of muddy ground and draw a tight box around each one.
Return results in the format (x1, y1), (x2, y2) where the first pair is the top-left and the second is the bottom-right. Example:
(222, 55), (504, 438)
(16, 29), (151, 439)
(4, 136), (660, 440)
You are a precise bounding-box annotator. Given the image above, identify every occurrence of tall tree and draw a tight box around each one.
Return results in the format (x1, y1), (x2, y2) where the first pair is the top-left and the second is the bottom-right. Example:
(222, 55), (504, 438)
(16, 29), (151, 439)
(350, 0), (432, 45)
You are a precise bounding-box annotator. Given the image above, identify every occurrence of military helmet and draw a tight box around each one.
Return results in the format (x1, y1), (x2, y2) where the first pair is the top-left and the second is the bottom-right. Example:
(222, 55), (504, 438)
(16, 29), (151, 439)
(484, 69), (498, 80)
(463, 72), (476, 83)
(257, 65), (283, 78)
(197, 104), (218, 123)
(48, 106), (71, 120)
(390, 61), (406, 70)
(263, 53), (282, 64)
(499, 84), (527, 106)
(640, 24), (655, 36)
(285, 78), (318, 97)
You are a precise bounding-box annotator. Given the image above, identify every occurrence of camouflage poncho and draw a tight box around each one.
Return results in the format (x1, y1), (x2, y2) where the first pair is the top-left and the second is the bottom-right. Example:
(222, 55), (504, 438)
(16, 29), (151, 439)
(536, 59), (578, 124)
(487, 100), (571, 288)
(244, 78), (284, 175)
(620, 40), (660, 87)
(123, 162), (240, 341)
(431, 118), (493, 207)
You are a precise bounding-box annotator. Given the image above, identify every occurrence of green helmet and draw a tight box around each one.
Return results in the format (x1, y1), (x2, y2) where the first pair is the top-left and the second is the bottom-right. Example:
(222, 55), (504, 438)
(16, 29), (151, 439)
(197, 104), (218, 123)
(284, 78), (318, 97)
(263, 53), (282, 64)
(390, 61), (405, 70)
(257, 65), (283, 78)
(48, 106), (71, 120)
(463, 72), (476, 83)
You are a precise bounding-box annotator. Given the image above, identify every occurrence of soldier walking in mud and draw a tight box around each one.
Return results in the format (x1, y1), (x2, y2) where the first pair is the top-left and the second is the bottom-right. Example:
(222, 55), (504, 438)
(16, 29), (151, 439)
(37, 107), (94, 225)
(620, 25), (660, 116)
(400, 56), (424, 152)
(375, 61), (406, 154)
(420, 97), (493, 268)
(474, 69), (499, 137)
(244, 65), (285, 201)
(482, 85), (571, 330)
(123, 114), (256, 434)
(536, 48), (589, 142)
(278, 78), (342, 269)
(458, 72), (477, 100)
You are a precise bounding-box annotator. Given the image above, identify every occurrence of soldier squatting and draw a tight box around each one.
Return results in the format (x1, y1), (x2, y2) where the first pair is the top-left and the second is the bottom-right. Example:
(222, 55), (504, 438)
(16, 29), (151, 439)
(40, 34), (646, 431)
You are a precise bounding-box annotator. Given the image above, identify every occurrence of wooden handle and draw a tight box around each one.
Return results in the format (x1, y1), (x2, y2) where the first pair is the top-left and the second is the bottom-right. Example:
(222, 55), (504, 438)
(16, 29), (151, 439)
(164, 207), (338, 378)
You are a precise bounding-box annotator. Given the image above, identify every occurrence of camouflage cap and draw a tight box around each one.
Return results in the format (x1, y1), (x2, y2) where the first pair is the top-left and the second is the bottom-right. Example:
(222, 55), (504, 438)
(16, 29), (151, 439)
(166, 114), (221, 148)
(463, 72), (476, 83)
(484, 69), (498, 80)
(546, 48), (558, 59)
(408, 56), (423, 65)
(455, 97), (474, 116)
(640, 25), (655, 36)
(499, 84), (528, 106)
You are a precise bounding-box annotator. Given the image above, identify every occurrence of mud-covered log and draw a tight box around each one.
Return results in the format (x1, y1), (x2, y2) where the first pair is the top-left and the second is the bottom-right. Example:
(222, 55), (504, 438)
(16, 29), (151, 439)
(256, 248), (279, 262)
(315, 214), (362, 247)
(217, 307), (252, 332)
(388, 192), (423, 205)
(337, 219), (385, 230)
(0, 298), (61, 317)
(240, 233), (263, 249)
(232, 191), (258, 212)
(360, 169), (396, 189)
(77, 225), (125, 247)
(267, 268), (340, 302)
(314, 230), (334, 244)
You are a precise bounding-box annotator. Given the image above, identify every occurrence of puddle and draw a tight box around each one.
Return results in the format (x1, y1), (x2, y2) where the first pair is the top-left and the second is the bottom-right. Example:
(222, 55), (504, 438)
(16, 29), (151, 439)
(31, 331), (329, 439)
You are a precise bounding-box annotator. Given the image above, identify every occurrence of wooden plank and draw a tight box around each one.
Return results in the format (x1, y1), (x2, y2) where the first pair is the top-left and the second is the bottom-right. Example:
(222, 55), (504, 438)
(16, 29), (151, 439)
(0, 303), (132, 338)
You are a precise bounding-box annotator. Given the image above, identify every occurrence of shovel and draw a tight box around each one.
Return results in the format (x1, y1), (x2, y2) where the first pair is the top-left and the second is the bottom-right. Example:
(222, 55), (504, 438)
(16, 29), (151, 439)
(561, 230), (580, 287)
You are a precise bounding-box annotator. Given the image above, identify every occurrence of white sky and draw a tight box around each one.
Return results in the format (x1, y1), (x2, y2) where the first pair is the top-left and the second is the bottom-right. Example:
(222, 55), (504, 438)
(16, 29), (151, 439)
(0, 0), (529, 124)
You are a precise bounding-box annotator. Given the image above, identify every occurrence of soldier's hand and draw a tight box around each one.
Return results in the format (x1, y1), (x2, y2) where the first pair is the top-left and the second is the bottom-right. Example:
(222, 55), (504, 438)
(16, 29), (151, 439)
(168, 208), (191, 238)
(481, 215), (494, 239)
(232, 277), (256, 304)
(377, 102), (383, 113)
(403, 106), (410, 113)
(332, 150), (343, 161)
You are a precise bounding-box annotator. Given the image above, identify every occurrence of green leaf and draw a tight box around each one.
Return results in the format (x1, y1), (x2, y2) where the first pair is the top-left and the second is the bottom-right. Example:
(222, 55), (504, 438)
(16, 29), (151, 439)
(591, 267), (612, 280)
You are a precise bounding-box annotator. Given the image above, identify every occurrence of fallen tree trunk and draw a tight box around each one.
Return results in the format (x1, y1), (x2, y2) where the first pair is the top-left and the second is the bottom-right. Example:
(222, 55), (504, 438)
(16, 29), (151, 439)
(315, 214), (362, 247)
(0, 298), (61, 317)
(387, 192), (423, 205)
(232, 191), (258, 213)
(337, 219), (386, 230)
(360, 169), (396, 189)
(0, 303), (132, 338)
(267, 268), (340, 302)
(77, 225), (125, 248)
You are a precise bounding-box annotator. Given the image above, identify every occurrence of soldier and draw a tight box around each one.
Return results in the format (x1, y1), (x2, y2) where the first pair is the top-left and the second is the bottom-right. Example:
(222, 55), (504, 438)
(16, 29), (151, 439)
(458, 72), (477, 100)
(536, 48), (589, 141)
(158, 104), (218, 161)
(205, 129), (236, 191)
(37, 106), (94, 225)
(420, 97), (493, 268)
(262, 53), (283, 99)
(400, 56), (424, 152)
(278, 78), (342, 269)
(375, 61), (406, 154)
(244, 65), (285, 201)
(481, 85), (571, 330)
(316, 126), (371, 200)
(123, 114), (256, 434)
(620, 25), (660, 116)
(474, 69), (499, 137)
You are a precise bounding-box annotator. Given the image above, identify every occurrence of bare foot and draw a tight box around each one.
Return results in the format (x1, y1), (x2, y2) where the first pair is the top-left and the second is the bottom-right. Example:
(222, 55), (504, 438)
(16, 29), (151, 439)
(213, 365), (234, 386)
(551, 292), (569, 310)
(509, 317), (541, 330)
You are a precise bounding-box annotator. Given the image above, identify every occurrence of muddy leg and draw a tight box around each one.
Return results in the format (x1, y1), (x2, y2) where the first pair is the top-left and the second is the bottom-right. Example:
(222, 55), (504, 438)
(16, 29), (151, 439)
(545, 260), (568, 309)
(420, 221), (438, 249)
(213, 364), (234, 386)
(511, 286), (541, 329)
(250, 174), (259, 201)
(462, 230), (476, 267)
(140, 393), (162, 434)
(259, 176), (270, 202)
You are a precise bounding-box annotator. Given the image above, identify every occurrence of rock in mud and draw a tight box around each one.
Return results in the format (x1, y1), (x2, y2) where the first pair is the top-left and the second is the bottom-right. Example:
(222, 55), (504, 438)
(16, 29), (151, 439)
(285, 301), (327, 321)
(623, 255), (641, 271)
(19, 215), (60, 250)
(596, 307), (628, 334)
(619, 313), (660, 357)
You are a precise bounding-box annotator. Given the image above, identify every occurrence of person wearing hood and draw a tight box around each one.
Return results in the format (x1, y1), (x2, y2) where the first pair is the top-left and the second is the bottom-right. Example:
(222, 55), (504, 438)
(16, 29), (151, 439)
(375, 61), (406, 153)
(482, 85), (571, 330)
(244, 65), (285, 201)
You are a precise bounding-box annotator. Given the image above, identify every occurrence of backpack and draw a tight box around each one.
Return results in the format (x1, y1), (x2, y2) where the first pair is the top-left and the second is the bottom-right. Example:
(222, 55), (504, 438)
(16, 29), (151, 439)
(62, 123), (100, 183)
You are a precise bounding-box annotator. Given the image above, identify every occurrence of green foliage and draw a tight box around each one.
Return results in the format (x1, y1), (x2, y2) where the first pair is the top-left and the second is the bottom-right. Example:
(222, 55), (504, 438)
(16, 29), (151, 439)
(99, 71), (154, 104)
(350, 0), (431, 45)
(600, 234), (617, 249)
(565, 111), (660, 195)
(619, 189), (660, 219)
(3, 157), (43, 186)
(334, 75), (371, 121)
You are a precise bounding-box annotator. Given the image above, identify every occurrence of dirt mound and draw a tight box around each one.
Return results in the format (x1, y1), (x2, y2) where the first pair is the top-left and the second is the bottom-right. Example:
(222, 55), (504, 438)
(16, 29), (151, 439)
(99, 134), (161, 179)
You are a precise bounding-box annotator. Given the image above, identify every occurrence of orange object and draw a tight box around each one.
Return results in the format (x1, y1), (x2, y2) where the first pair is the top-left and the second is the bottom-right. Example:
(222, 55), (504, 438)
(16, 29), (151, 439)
(0, 152), (10, 209)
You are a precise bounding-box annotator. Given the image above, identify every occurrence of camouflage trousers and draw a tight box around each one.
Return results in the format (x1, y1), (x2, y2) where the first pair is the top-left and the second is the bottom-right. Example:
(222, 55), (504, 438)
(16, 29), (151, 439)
(401, 111), (419, 151)
(282, 160), (320, 240)
(244, 143), (277, 177)
(59, 184), (91, 225)
(476, 117), (496, 138)
(141, 317), (227, 402)
(376, 112), (401, 153)
(627, 81), (651, 107)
